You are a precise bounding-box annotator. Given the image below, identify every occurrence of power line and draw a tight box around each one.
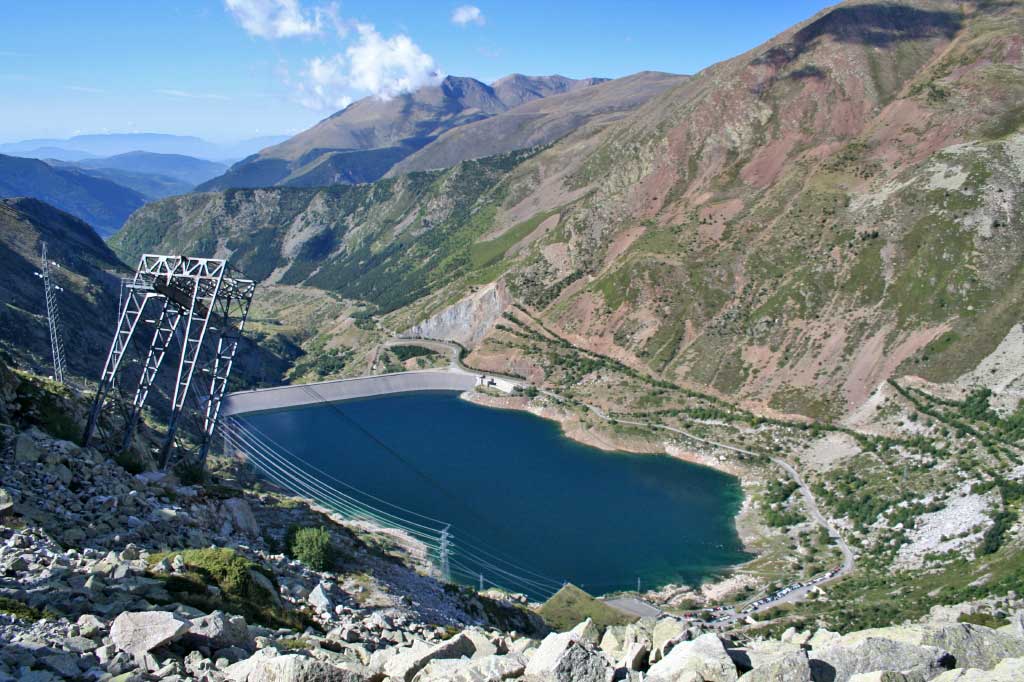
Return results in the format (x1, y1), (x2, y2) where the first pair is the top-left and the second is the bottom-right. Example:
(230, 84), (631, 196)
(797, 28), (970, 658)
(35, 242), (68, 385)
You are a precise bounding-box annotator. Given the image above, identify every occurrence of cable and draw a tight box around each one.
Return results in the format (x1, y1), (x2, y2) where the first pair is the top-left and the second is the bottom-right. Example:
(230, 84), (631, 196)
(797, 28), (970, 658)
(226, 420), (447, 537)
(232, 416), (448, 527)
(223, 425), (444, 545)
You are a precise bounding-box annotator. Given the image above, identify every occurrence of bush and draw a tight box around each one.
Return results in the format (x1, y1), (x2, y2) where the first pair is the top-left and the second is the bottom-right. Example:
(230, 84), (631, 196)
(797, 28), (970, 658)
(289, 527), (335, 570)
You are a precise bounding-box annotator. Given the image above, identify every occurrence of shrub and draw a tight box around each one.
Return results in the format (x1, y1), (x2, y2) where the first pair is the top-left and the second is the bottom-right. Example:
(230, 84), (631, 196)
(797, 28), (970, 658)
(289, 527), (335, 570)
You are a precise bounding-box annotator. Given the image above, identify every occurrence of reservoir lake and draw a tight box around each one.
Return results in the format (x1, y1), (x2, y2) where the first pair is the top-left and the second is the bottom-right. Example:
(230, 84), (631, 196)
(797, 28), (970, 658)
(239, 390), (750, 599)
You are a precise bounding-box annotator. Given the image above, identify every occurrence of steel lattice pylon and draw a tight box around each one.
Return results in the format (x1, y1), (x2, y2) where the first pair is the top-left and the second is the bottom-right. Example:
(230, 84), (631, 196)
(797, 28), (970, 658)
(83, 254), (256, 469)
(36, 242), (69, 385)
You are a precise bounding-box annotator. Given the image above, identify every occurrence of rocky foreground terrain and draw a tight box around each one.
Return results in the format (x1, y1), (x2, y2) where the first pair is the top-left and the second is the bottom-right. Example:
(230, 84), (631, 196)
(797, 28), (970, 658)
(1, 346), (1024, 682)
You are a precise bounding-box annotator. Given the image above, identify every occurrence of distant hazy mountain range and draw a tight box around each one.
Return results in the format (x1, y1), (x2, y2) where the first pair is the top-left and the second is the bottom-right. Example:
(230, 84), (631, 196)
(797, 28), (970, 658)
(0, 151), (229, 235)
(0, 133), (288, 163)
(0, 154), (145, 237)
(199, 73), (686, 190)
(50, 152), (228, 200)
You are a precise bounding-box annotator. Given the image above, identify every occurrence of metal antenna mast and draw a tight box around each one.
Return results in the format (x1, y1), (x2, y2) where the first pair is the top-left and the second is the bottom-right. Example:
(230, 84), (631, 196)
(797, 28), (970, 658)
(35, 242), (68, 385)
(83, 254), (255, 470)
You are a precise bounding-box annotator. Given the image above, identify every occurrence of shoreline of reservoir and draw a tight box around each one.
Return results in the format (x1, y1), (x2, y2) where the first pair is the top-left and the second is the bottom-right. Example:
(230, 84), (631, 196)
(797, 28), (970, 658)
(223, 368), (762, 602)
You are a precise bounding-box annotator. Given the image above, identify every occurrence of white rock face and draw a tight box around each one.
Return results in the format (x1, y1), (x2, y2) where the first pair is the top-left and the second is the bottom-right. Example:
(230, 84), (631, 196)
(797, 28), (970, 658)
(110, 611), (191, 658)
(404, 281), (510, 349)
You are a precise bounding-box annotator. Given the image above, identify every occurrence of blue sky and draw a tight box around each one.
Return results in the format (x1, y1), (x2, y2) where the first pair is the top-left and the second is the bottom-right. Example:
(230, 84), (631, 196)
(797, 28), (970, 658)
(0, 1), (835, 143)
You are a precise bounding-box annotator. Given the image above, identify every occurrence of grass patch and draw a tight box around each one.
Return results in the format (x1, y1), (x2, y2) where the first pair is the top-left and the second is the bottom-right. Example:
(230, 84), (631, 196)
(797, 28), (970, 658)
(958, 612), (1010, 628)
(147, 548), (310, 630)
(0, 596), (53, 621)
(470, 209), (558, 269)
(537, 584), (637, 632)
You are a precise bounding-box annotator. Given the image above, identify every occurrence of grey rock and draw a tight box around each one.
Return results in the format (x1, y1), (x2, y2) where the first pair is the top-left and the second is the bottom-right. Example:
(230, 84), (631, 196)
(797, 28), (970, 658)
(570, 618), (602, 647)
(809, 636), (953, 682)
(524, 631), (614, 682)
(77, 614), (106, 638)
(224, 647), (280, 681)
(110, 611), (191, 658)
(646, 633), (738, 682)
(620, 641), (649, 671)
(223, 498), (260, 537)
(385, 633), (477, 682)
(929, 656), (1024, 681)
(188, 611), (254, 651)
(308, 583), (333, 613)
(415, 653), (527, 682)
(837, 623), (1024, 672)
(462, 629), (499, 658)
(738, 650), (811, 682)
(14, 431), (42, 463)
(0, 488), (13, 513)
(41, 653), (80, 677)
(247, 654), (365, 682)
(651, 618), (687, 663)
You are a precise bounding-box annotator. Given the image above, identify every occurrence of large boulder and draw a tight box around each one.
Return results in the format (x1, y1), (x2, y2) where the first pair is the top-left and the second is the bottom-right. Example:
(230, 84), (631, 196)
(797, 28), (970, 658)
(731, 641), (810, 682)
(738, 651), (811, 682)
(930, 656), (1024, 681)
(186, 611), (254, 651)
(838, 623), (1024, 671)
(14, 430), (43, 463)
(600, 625), (627, 660)
(415, 653), (527, 681)
(247, 654), (365, 682)
(110, 611), (191, 658)
(223, 498), (260, 537)
(384, 633), (476, 682)
(647, 633), (738, 682)
(651, 618), (688, 662)
(809, 636), (953, 682)
(847, 673), (916, 682)
(570, 618), (602, 647)
(524, 631), (614, 682)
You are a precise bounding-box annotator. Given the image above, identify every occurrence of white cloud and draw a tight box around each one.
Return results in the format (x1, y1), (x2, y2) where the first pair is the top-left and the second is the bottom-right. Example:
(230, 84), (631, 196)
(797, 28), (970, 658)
(66, 85), (105, 94)
(345, 23), (441, 99)
(224, 0), (328, 38)
(451, 5), (485, 26)
(295, 55), (353, 111)
(155, 89), (230, 101)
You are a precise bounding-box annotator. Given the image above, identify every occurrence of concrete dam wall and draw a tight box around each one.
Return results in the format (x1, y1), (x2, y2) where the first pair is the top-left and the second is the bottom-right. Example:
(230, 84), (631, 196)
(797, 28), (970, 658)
(221, 370), (478, 417)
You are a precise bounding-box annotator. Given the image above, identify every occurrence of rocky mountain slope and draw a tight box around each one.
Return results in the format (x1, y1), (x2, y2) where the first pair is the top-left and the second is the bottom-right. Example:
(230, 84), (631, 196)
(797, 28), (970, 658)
(0, 155), (146, 237)
(119, 0), (1024, 422)
(196, 73), (685, 190)
(388, 71), (687, 175)
(0, 197), (126, 376)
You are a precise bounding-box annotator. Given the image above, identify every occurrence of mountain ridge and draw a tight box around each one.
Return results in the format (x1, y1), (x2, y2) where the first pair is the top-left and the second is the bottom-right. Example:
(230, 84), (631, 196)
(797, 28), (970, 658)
(118, 0), (1024, 422)
(0, 154), (146, 237)
(197, 72), (680, 190)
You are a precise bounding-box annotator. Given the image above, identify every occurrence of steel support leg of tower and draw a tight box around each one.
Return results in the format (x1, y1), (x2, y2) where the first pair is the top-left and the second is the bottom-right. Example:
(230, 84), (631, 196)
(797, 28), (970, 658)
(157, 262), (226, 468)
(83, 278), (157, 446)
(196, 280), (255, 466)
(120, 298), (182, 452)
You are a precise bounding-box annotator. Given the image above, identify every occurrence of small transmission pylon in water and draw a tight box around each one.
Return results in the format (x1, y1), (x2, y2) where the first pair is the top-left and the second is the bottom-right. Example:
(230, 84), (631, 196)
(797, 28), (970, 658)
(83, 254), (255, 470)
(35, 242), (68, 385)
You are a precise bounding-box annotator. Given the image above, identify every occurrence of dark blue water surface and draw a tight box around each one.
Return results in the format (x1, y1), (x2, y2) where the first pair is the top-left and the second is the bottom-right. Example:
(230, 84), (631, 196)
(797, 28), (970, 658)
(241, 391), (749, 598)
